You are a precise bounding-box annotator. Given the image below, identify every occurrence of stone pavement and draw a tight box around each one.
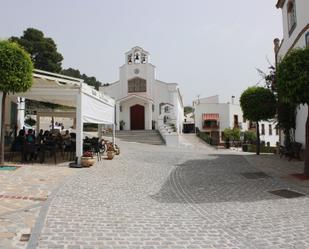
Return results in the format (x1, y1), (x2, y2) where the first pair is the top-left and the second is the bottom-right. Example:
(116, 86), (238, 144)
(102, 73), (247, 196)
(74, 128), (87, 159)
(245, 154), (309, 191)
(0, 163), (76, 249)
(29, 140), (309, 249)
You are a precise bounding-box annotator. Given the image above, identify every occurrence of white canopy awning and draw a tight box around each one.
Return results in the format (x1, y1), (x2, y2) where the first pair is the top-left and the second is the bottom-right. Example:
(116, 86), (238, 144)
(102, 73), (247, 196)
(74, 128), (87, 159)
(11, 69), (115, 164)
(13, 69), (115, 125)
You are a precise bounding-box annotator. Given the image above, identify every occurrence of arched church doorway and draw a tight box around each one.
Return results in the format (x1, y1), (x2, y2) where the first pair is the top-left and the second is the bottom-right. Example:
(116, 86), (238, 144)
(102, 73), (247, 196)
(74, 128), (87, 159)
(130, 104), (145, 130)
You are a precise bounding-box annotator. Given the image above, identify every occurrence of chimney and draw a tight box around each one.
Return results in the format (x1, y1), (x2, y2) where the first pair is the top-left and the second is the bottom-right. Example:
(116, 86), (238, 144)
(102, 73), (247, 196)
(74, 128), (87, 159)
(273, 38), (280, 54)
(231, 96), (235, 105)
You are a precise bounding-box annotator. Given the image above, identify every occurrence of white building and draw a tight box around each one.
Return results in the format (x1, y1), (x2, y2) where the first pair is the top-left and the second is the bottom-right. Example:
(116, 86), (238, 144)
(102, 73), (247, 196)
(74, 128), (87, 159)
(276, 0), (309, 148)
(193, 95), (279, 146)
(100, 47), (184, 135)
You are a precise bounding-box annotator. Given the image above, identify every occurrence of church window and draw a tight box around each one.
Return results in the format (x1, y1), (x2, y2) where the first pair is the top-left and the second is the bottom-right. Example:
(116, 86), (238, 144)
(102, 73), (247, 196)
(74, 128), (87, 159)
(128, 78), (146, 93)
(128, 54), (132, 64)
(141, 53), (147, 64)
(134, 51), (141, 64)
(119, 105), (122, 112)
(287, 0), (297, 35)
(152, 104), (155, 112)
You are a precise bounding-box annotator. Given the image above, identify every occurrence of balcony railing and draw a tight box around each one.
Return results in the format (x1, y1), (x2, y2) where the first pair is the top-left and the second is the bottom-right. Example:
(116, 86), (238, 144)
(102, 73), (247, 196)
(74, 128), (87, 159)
(203, 124), (220, 129)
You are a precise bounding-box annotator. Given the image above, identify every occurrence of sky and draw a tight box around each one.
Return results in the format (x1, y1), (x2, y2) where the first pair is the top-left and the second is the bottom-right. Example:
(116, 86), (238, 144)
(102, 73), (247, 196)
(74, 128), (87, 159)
(0, 0), (283, 106)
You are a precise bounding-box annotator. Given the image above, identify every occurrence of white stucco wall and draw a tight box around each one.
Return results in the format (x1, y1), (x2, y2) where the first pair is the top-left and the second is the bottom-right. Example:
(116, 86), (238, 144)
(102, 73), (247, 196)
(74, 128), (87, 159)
(277, 0), (309, 58)
(259, 121), (279, 147)
(295, 104), (307, 147)
(194, 102), (230, 142)
(277, 0), (309, 149)
(100, 47), (184, 132)
(194, 97), (279, 145)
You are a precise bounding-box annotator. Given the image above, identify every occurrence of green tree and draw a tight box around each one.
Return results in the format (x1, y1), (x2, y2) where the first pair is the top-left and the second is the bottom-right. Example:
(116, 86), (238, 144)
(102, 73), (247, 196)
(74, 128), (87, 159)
(240, 86), (276, 155)
(0, 41), (33, 164)
(184, 106), (194, 115)
(10, 28), (63, 73)
(277, 48), (309, 175)
(243, 130), (257, 144)
(223, 128), (240, 142)
(62, 68), (102, 90)
(61, 68), (82, 78)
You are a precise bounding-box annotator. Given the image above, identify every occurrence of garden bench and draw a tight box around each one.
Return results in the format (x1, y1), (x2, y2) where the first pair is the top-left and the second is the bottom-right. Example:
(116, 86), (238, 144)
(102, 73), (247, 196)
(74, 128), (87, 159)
(279, 142), (302, 161)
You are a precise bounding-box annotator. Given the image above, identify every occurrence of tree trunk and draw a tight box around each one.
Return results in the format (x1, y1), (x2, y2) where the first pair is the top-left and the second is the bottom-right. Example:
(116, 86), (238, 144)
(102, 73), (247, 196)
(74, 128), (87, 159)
(304, 106), (309, 176)
(256, 121), (260, 155)
(0, 92), (7, 165)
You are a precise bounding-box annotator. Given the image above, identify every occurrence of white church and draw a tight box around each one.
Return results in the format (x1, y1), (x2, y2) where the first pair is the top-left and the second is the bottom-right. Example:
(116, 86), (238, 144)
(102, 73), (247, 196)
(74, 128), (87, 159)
(100, 46), (184, 135)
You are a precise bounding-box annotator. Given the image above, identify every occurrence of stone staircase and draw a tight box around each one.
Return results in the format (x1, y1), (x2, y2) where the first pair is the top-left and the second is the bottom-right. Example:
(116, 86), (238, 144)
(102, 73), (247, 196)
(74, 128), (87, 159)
(115, 130), (165, 145)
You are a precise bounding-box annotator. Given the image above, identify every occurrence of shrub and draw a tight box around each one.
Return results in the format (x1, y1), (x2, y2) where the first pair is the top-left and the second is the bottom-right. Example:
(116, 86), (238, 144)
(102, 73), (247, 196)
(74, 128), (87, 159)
(247, 144), (276, 154)
(243, 131), (257, 144)
(197, 132), (212, 145)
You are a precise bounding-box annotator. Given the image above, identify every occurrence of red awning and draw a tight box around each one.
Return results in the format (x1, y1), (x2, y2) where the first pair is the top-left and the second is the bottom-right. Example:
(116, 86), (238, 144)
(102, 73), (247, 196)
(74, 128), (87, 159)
(202, 113), (219, 120)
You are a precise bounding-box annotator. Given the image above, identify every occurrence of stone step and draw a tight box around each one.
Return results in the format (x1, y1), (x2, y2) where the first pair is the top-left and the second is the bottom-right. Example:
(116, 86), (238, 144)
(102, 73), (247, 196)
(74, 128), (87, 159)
(114, 130), (165, 145)
(116, 130), (159, 134)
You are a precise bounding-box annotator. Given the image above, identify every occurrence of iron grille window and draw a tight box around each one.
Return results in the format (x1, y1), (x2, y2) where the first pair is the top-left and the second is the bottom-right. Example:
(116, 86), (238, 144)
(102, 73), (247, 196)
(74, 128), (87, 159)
(269, 124), (272, 135)
(261, 124), (265, 135)
(128, 78), (146, 93)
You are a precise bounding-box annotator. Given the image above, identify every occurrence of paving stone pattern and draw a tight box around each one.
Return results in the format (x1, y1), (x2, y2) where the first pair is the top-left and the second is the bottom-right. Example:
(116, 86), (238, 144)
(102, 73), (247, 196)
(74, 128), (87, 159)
(0, 164), (75, 249)
(36, 142), (309, 249)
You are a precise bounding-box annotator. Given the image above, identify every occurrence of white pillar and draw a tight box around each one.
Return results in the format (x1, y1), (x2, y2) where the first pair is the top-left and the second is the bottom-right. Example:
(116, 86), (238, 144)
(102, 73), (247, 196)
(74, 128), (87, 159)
(112, 123), (115, 145)
(148, 102), (152, 130)
(115, 102), (120, 130)
(17, 97), (25, 131)
(98, 124), (102, 138)
(76, 90), (83, 165)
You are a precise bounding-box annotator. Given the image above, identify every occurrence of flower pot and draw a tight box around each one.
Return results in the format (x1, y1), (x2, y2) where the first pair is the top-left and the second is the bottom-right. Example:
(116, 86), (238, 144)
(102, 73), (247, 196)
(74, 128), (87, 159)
(107, 151), (115, 160)
(81, 157), (95, 167)
(242, 144), (248, 152)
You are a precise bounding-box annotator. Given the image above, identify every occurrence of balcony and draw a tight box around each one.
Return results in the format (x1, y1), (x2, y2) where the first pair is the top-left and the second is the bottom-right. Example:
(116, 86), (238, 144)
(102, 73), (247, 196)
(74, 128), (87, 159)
(202, 113), (220, 130)
(203, 121), (220, 130)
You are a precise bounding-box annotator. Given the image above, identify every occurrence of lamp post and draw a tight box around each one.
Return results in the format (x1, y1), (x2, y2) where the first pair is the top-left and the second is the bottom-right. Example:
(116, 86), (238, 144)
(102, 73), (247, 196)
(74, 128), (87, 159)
(273, 38), (281, 147)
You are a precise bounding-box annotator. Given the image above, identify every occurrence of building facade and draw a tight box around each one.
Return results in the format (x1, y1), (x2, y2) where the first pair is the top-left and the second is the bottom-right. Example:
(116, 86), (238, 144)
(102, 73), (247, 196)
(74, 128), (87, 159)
(276, 0), (309, 148)
(194, 95), (279, 146)
(100, 47), (184, 133)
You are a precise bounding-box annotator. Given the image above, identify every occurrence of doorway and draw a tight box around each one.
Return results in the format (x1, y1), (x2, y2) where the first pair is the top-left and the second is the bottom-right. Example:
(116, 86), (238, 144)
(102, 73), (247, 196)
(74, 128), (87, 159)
(130, 104), (145, 130)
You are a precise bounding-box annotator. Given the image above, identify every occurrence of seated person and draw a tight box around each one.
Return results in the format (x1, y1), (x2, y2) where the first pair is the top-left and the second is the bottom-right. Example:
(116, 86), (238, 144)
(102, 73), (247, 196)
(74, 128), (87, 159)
(36, 129), (44, 144)
(62, 130), (71, 140)
(11, 129), (25, 152)
(25, 129), (35, 145)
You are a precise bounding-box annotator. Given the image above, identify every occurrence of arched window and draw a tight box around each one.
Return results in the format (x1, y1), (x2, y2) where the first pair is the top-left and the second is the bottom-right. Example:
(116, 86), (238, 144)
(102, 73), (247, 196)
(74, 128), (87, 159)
(128, 78), (146, 93)
(306, 32), (309, 48)
(287, 0), (297, 35)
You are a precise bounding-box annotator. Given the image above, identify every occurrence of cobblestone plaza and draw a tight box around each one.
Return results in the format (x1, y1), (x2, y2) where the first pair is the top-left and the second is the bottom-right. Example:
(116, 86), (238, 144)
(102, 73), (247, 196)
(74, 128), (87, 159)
(26, 140), (309, 249)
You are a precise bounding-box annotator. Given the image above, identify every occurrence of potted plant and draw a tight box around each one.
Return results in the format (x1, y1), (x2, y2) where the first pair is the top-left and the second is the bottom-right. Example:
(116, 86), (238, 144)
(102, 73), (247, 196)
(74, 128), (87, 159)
(81, 151), (95, 167)
(106, 143), (115, 160)
(119, 120), (125, 130)
(114, 144), (120, 155)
